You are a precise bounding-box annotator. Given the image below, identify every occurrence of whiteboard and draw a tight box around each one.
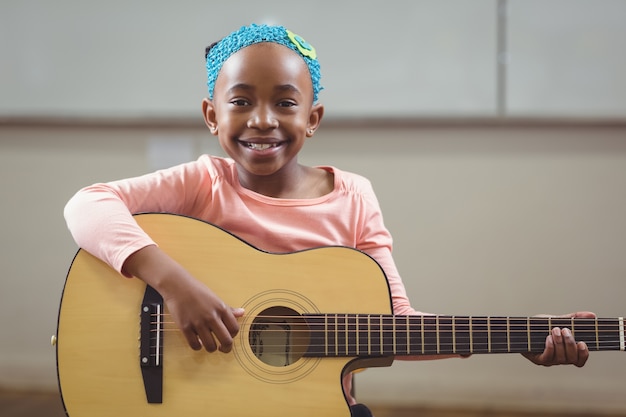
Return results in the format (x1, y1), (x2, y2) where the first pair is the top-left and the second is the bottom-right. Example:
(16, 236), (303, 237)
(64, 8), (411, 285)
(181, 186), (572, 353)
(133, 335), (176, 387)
(0, 0), (498, 120)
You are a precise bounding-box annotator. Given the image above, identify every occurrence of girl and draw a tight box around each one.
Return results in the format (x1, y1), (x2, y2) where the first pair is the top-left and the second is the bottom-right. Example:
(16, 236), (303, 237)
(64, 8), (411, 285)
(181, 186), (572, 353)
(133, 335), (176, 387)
(64, 23), (593, 416)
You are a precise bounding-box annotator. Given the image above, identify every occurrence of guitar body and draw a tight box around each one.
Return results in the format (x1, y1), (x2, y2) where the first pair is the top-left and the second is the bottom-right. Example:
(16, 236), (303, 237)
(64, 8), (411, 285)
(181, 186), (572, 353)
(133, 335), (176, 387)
(56, 213), (394, 417)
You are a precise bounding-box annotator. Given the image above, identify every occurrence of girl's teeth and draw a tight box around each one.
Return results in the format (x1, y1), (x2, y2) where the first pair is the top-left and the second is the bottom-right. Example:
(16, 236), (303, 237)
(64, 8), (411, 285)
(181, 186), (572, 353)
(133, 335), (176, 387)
(247, 143), (276, 150)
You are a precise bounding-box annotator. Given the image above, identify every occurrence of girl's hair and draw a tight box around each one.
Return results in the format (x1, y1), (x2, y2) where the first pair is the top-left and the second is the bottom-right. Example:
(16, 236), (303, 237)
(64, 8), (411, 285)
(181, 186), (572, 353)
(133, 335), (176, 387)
(205, 24), (322, 103)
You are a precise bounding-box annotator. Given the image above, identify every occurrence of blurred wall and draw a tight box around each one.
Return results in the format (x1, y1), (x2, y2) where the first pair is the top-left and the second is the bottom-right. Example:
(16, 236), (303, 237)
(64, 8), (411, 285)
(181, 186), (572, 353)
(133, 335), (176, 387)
(1, 0), (626, 414)
(2, 0), (626, 119)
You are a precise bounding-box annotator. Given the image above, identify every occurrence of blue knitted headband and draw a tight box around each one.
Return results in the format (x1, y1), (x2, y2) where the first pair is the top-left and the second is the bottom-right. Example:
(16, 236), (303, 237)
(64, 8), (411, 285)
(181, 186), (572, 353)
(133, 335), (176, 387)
(206, 24), (322, 103)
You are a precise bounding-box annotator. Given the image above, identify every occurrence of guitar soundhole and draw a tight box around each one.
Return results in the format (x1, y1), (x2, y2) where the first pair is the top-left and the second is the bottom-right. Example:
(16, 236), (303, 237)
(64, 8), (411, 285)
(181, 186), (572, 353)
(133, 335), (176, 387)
(249, 306), (310, 367)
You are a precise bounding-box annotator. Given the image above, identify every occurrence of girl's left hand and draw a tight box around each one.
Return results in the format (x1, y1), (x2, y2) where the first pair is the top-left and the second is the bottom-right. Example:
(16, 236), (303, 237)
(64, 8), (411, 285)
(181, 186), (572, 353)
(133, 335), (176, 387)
(522, 311), (596, 367)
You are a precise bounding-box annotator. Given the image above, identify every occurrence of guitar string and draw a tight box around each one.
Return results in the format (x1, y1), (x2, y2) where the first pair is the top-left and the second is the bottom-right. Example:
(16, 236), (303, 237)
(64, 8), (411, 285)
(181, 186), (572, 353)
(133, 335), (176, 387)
(142, 340), (624, 353)
(144, 316), (623, 352)
(147, 327), (622, 336)
(148, 315), (621, 330)
(150, 315), (620, 333)
(149, 323), (621, 330)
(146, 316), (622, 339)
(149, 314), (617, 323)
(146, 337), (624, 352)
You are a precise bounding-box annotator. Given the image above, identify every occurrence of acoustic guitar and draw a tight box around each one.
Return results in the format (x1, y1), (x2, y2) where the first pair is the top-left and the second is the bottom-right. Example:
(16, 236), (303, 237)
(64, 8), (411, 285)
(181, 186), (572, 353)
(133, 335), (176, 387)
(55, 213), (624, 417)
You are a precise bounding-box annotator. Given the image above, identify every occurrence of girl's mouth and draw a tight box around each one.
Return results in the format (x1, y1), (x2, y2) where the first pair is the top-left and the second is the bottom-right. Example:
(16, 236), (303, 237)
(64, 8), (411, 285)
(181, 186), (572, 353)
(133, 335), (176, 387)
(245, 142), (279, 151)
(241, 141), (284, 152)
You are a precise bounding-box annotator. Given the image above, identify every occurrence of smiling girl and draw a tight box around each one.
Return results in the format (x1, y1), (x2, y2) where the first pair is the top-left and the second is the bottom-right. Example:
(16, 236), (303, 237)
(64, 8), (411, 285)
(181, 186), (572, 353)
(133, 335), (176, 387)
(64, 24), (594, 417)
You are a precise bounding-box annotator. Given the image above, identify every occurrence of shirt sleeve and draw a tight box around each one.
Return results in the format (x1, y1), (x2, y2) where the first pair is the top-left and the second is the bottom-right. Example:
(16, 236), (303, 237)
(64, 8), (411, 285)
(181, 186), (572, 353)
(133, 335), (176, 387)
(63, 160), (210, 275)
(353, 181), (425, 316)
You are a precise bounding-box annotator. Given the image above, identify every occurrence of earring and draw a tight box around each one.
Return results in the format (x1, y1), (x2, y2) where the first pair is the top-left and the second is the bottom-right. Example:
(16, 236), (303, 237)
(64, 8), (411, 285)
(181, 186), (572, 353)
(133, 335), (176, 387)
(210, 126), (218, 134)
(307, 128), (314, 135)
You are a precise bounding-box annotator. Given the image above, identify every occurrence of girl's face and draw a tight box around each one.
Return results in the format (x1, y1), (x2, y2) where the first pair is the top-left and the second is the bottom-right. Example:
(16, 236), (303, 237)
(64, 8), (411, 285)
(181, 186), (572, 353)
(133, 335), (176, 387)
(203, 42), (323, 185)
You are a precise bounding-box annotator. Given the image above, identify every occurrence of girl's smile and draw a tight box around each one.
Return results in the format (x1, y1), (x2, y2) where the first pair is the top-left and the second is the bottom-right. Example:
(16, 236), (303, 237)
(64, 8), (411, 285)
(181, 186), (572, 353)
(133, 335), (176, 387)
(238, 139), (286, 160)
(243, 142), (280, 151)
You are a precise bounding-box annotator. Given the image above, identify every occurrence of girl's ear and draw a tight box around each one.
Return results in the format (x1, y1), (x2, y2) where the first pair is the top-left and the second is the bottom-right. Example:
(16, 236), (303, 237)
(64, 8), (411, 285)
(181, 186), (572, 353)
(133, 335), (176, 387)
(202, 98), (219, 135)
(306, 103), (324, 137)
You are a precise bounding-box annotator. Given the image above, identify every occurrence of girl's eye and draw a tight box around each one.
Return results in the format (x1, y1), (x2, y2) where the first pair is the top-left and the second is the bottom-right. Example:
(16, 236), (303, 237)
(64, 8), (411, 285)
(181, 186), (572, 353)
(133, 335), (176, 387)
(278, 100), (296, 108)
(231, 99), (250, 106)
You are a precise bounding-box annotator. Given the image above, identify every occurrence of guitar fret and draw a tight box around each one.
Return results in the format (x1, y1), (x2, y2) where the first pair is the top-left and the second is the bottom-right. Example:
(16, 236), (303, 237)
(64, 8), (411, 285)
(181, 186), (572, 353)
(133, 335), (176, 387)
(472, 317), (488, 353)
(452, 315), (456, 354)
(358, 314), (367, 356)
(440, 316), (453, 354)
(548, 317), (552, 351)
(506, 316), (511, 352)
(508, 317), (526, 352)
(335, 314), (339, 356)
(370, 315), (381, 356)
(455, 316), (470, 354)
(526, 317), (531, 351)
(379, 315), (385, 355)
(423, 316), (438, 355)
(420, 316), (426, 355)
(595, 317), (599, 351)
(548, 316), (552, 333)
(345, 315), (349, 356)
(619, 317), (625, 351)
(392, 316), (406, 356)
(469, 316), (473, 354)
(367, 315), (372, 355)
(490, 317), (507, 353)
(324, 315), (329, 356)
(487, 316), (491, 353)
(458, 317), (466, 354)
(393, 316), (397, 355)
(436, 316), (440, 354)
(355, 314), (359, 356)
(406, 316), (411, 355)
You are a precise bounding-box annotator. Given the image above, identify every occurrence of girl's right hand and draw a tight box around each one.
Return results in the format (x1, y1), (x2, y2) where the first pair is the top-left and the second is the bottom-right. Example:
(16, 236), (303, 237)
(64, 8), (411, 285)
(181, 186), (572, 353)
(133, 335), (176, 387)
(122, 245), (244, 353)
(162, 274), (245, 352)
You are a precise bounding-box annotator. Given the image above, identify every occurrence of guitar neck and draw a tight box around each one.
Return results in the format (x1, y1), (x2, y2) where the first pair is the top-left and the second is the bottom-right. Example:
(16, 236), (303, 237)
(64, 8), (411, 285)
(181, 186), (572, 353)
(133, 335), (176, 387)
(303, 315), (625, 357)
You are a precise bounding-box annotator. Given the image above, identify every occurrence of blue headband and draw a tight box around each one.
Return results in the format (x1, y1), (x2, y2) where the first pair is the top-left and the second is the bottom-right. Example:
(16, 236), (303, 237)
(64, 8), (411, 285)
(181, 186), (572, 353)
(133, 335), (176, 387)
(206, 24), (322, 103)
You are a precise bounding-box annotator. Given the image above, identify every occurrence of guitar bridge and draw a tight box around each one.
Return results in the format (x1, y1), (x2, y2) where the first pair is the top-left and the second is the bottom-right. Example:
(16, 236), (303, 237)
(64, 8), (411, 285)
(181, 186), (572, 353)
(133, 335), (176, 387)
(139, 285), (163, 404)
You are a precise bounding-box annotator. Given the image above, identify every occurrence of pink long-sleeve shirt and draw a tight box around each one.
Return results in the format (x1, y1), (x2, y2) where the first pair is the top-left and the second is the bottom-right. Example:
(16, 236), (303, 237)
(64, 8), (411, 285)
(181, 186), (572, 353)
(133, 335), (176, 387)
(64, 154), (417, 315)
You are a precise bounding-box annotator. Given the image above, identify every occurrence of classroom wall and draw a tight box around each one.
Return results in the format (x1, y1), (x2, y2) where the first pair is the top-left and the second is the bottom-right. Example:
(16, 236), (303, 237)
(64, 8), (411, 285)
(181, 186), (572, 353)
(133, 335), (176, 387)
(1, 123), (626, 414)
(2, 0), (626, 414)
(2, 0), (626, 119)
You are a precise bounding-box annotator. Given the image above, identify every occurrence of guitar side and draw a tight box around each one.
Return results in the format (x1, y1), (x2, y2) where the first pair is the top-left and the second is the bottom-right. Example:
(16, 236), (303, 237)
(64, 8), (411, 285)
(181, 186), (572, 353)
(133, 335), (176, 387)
(56, 213), (394, 417)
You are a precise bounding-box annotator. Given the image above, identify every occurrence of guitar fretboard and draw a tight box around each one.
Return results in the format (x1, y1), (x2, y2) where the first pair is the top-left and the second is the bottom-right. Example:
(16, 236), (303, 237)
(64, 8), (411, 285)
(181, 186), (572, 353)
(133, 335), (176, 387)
(303, 315), (625, 357)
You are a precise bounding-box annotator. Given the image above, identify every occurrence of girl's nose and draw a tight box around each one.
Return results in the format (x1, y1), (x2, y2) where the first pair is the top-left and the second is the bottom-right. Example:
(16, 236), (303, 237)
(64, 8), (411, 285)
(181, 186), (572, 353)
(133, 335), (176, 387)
(247, 106), (279, 130)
